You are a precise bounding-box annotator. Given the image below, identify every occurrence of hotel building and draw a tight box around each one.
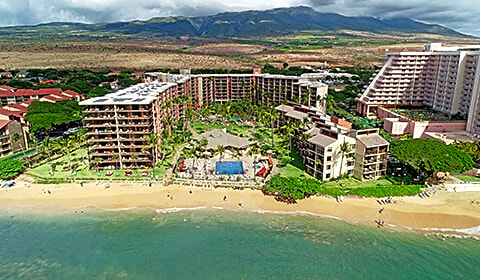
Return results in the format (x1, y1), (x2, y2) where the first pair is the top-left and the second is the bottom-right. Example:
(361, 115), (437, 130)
(357, 43), (480, 136)
(80, 73), (328, 170)
(81, 71), (389, 180)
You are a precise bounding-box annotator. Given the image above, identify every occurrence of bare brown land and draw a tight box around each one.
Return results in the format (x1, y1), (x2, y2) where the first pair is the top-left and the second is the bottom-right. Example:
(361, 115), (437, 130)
(1, 37), (479, 72)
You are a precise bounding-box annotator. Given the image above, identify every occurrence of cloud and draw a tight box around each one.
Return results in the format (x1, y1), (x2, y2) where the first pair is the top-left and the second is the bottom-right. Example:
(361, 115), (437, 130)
(0, 0), (478, 36)
(304, 0), (479, 36)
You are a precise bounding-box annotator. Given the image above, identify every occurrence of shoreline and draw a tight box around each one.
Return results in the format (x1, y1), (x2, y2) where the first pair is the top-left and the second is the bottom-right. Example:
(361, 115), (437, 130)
(1, 181), (480, 238)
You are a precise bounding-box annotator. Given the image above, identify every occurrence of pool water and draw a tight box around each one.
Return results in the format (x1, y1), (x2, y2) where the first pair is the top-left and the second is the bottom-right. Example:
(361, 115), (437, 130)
(215, 161), (244, 175)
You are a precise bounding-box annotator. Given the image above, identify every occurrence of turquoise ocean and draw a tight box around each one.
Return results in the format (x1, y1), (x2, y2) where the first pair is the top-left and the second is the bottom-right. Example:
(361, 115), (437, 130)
(0, 208), (479, 279)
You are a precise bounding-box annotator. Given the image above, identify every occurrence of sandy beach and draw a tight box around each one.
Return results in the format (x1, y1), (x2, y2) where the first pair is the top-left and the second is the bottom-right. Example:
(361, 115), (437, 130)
(1, 180), (480, 236)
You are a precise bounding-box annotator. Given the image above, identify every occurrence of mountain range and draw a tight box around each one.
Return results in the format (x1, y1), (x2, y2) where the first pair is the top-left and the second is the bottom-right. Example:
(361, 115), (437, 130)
(0, 6), (469, 40)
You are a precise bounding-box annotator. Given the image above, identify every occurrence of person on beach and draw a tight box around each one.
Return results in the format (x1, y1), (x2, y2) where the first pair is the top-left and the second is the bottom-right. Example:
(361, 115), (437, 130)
(223, 195), (227, 201)
(48, 190), (51, 195)
(80, 182), (83, 187)
(379, 208), (385, 214)
(239, 201), (243, 206)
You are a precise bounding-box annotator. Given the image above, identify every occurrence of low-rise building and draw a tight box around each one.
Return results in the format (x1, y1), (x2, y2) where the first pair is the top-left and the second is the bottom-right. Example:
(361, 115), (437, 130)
(0, 120), (27, 157)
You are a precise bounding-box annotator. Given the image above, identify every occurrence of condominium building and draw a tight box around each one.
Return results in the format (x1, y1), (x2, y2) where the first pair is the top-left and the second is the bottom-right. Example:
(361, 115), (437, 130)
(357, 43), (480, 135)
(0, 120), (26, 157)
(276, 104), (388, 181)
(81, 72), (328, 170)
(348, 129), (389, 180)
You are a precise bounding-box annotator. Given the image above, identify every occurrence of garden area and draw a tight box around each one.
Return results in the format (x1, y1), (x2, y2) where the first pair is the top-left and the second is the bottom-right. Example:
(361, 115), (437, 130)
(28, 148), (168, 183)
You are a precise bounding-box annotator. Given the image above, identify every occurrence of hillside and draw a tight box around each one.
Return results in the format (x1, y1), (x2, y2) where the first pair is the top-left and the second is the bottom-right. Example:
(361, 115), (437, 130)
(0, 6), (470, 41)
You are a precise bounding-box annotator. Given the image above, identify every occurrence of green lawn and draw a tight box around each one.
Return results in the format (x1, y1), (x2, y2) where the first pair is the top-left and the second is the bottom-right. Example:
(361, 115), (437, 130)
(454, 174), (480, 182)
(191, 121), (225, 134)
(323, 178), (394, 188)
(29, 148), (168, 182)
(279, 164), (306, 177)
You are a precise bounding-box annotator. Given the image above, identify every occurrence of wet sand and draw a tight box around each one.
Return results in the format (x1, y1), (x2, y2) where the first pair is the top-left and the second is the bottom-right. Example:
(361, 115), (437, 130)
(1, 181), (480, 236)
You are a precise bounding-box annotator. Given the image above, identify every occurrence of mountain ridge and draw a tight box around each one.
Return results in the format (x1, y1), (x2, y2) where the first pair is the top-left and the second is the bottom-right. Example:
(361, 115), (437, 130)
(0, 6), (471, 40)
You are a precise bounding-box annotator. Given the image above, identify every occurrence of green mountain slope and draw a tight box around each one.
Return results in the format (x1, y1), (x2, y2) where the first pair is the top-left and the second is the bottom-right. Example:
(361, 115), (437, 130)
(0, 6), (470, 41)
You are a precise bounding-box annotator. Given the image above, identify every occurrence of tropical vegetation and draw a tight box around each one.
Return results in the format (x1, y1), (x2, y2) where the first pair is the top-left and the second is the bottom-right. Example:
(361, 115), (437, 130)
(0, 159), (25, 179)
(390, 139), (474, 175)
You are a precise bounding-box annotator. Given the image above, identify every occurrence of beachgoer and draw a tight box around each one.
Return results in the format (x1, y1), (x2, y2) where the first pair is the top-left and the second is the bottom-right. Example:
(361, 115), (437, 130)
(152, 216), (156, 221)
(80, 182), (83, 187)
(149, 182), (152, 187)
(239, 201), (244, 206)
(167, 193), (171, 198)
(48, 190), (51, 195)
(454, 187), (457, 192)
(81, 211), (84, 215)
(223, 195), (227, 201)
(189, 189), (192, 194)
(379, 208), (385, 214)
(42, 189), (45, 194)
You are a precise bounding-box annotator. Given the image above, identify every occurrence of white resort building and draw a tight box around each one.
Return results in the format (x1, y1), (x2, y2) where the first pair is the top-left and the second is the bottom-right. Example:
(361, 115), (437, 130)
(357, 43), (480, 137)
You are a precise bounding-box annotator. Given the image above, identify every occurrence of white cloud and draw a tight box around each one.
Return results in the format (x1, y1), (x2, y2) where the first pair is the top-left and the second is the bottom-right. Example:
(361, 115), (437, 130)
(0, 0), (477, 36)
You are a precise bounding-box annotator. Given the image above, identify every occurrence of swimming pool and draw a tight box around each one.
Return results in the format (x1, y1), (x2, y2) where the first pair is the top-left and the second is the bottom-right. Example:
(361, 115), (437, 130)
(215, 161), (244, 175)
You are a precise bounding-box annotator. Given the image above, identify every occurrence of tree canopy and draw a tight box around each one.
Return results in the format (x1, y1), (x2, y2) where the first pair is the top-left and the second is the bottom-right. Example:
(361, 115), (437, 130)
(0, 159), (25, 179)
(25, 100), (83, 134)
(390, 139), (474, 174)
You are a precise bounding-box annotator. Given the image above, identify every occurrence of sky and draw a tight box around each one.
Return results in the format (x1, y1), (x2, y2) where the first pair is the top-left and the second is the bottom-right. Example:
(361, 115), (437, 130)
(0, 0), (478, 36)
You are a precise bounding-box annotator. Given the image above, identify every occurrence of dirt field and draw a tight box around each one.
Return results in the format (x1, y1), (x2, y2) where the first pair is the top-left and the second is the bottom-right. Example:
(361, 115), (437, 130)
(0, 39), (476, 72)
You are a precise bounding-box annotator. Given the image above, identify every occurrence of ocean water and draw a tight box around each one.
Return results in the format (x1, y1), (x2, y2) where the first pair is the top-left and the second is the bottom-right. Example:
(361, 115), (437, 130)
(0, 209), (479, 280)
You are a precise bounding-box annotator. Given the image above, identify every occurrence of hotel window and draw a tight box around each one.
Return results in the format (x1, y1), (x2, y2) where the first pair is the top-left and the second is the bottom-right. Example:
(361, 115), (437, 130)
(326, 173), (331, 179)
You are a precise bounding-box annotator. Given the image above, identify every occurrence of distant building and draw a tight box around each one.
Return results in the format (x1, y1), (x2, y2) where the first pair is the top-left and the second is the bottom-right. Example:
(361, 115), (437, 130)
(357, 42), (480, 137)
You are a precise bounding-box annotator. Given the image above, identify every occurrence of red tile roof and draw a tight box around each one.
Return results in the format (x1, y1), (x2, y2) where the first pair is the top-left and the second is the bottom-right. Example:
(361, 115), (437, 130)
(0, 85), (15, 92)
(40, 95), (64, 102)
(6, 103), (28, 113)
(63, 90), (81, 97)
(0, 108), (23, 119)
(0, 120), (10, 130)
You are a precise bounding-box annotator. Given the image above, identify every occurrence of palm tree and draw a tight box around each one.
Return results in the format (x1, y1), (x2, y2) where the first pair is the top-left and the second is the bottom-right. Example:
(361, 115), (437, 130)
(54, 136), (73, 171)
(142, 132), (161, 175)
(112, 153), (119, 175)
(247, 145), (260, 178)
(131, 154), (139, 176)
(215, 145), (225, 162)
(260, 106), (280, 148)
(70, 132), (87, 165)
(337, 140), (353, 179)
(42, 136), (52, 158)
(94, 157), (102, 174)
(281, 120), (301, 155)
(315, 158), (323, 180)
(322, 94), (337, 113)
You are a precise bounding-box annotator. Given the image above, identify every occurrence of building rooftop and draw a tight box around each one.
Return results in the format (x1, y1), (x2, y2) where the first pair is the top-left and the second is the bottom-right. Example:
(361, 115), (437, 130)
(79, 81), (176, 106)
(308, 133), (337, 147)
(285, 110), (309, 120)
(0, 120), (10, 130)
(357, 134), (389, 147)
(193, 128), (253, 150)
